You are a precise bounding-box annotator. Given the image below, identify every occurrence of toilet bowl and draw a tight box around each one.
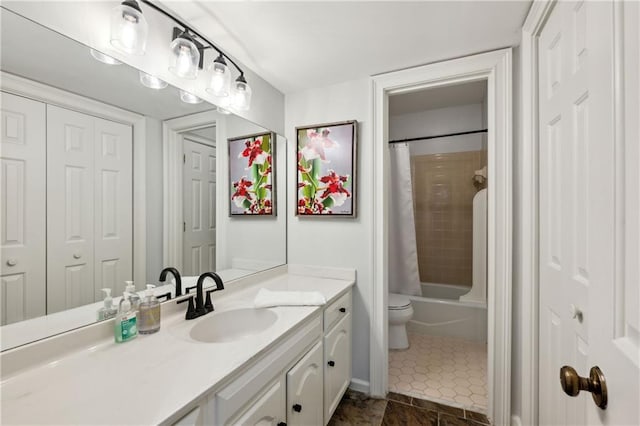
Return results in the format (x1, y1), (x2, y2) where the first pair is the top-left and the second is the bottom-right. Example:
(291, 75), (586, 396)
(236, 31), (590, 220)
(388, 293), (414, 350)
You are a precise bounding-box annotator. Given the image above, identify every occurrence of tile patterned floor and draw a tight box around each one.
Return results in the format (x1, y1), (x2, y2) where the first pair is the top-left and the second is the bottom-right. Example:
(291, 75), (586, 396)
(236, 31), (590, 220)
(328, 389), (491, 426)
(388, 333), (488, 413)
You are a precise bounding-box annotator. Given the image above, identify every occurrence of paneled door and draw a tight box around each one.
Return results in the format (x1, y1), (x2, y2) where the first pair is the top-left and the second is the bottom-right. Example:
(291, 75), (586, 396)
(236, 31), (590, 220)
(182, 137), (216, 276)
(538, 1), (639, 424)
(93, 117), (132, 299)
(47, 105), (95, 313)
(0, 92), (46, 325)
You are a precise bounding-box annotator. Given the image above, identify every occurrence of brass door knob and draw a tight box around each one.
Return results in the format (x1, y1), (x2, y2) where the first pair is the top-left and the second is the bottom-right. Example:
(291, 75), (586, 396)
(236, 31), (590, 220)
(559, 365), (608, 409)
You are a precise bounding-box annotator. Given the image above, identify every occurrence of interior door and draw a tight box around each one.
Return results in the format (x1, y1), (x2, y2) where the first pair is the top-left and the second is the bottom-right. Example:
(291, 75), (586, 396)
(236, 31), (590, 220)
(93, 117), (133, 298)
(183, 137), (216, 276)
(538, 1), (640, 424)
(0, 92), (46, 324)
(46, 105), (95, 314)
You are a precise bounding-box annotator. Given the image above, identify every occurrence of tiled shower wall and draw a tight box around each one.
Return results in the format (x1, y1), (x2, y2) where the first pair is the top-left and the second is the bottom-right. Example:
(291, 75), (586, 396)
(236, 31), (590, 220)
(411, 151), (486, 286)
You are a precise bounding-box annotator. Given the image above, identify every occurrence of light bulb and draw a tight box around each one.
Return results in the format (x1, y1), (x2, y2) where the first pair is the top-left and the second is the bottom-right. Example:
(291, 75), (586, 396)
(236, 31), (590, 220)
(180, 90), (202, 104)
(110, 1), (147, 55)
(139, 71), (167, 89)
(169, 32), (200, 79)
(90, 49), (122, 65)
(232, 75), (252, 111)
(206, 54), (230, 97)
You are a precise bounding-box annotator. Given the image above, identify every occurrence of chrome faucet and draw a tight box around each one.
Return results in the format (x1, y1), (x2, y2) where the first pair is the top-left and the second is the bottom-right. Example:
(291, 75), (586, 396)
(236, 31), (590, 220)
(178, 272), (224, 320)
(158, 267), (182, 298)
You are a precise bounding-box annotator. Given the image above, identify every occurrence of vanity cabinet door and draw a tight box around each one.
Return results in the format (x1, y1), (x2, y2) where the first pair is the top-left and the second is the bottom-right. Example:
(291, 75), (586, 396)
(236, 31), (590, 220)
(286, 341), (323, 426)
(324, 313), (352, 423)
(171, 403), (206, 426)
(226, 377), (286, 426)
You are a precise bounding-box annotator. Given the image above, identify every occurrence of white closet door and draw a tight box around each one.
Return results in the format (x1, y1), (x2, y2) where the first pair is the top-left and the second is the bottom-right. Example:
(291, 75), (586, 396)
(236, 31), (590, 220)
(183, 138), (216, 276)
(0, 92), (46, 325)
(46, 105), (95, 314)
(94, 117), (132, 298)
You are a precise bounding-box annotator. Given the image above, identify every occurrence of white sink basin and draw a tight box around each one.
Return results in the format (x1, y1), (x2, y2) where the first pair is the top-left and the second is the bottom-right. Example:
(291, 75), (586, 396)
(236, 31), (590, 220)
(189, 308), (278, 343)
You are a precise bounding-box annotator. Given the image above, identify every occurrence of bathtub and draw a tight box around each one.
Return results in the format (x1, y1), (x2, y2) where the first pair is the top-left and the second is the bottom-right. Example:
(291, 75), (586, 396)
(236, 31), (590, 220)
(407, 282), (487, 343)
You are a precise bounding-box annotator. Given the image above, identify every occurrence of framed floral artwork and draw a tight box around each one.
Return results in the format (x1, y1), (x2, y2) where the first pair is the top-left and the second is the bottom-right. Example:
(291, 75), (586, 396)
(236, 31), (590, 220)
(296, 120), (357, 217)
(228, 131), (276, 215)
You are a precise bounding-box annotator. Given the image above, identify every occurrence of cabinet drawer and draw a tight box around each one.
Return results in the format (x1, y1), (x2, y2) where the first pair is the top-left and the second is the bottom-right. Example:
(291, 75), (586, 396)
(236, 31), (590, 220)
(324, 290), (351, 332)
(324, 313), (352, 423)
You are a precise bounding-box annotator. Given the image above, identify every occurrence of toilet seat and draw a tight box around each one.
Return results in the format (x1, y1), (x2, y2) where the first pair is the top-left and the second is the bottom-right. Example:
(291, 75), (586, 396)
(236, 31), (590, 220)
(388, 293), (411, 310)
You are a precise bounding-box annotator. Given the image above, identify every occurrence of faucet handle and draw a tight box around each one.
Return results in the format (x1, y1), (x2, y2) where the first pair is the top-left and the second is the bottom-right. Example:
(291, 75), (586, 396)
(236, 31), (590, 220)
(157, 292), (171, 302)
(204, 289), (216, 313)
(177, 295), (198, 320)
(185, 285), (197, 294)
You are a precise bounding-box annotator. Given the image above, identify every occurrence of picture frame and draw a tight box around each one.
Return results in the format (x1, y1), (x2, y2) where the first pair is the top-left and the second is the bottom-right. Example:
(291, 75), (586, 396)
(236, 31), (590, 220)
(228, 131), (276, 216)
(296, 120), (357, 217)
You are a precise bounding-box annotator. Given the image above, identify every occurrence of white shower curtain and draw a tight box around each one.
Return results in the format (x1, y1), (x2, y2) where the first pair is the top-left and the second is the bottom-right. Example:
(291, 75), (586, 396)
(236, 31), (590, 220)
(388, 144), (422, 296)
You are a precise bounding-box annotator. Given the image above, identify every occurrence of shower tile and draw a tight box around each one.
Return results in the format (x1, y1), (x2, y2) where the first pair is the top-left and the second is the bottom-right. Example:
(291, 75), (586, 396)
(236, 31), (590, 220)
(388, 333), (488, 413)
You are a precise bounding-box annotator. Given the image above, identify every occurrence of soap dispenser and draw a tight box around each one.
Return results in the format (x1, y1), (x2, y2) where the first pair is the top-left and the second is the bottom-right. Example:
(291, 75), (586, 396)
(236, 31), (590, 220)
(125, 280), (141, 311)
(114, 293), (138, 343)
(138, 284), (161, 334)
(97, 288), (117, 321)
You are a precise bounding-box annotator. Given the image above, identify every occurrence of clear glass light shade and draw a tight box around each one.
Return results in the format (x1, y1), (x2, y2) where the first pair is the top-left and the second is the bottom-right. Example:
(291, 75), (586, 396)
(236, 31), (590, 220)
(180, 90), (202, 104)
(232, 78), (252, 111)
(90, 48), (122, 65)
(169, 37), (200, 79)
(139, 71), (167, 89)
(206, 58), (230, 96)
(110, 3), (148, 55)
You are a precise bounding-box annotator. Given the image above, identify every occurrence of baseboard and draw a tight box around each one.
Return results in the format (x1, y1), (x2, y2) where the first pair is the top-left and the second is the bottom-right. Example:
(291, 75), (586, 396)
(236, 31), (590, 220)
(511, 415), (523, 426)
(349, 378), (370, 394)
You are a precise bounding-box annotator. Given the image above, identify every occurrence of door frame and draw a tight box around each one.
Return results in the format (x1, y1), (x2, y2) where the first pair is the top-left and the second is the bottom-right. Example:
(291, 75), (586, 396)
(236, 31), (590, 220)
(162, 111), (219, 270)
(370, 48), (513, 425)
(1, 71), (147, 288)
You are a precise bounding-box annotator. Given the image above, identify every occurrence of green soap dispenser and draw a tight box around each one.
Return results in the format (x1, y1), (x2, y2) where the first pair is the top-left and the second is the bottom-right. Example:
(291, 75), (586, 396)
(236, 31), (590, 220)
(115, 293), (138, 343)
(138, 284), (161, 334)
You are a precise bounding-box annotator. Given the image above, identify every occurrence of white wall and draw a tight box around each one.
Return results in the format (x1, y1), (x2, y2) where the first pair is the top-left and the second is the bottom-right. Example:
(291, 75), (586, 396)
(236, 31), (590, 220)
(216, 115), (287, 271)
(286, 78), (372, 386)
(145, 117), (164, 285)
(2, 1), (285, 135)
(389, 104), (485, 155)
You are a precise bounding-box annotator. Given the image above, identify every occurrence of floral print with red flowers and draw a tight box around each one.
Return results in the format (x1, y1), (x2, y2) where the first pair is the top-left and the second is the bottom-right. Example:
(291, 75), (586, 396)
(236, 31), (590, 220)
(297, 125), (354, 215)
(230, 133), (274, 215)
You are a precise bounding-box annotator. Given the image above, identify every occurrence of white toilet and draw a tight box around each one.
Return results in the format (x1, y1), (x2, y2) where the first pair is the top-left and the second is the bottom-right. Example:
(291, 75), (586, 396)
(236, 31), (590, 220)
(388, 293), (414, 350)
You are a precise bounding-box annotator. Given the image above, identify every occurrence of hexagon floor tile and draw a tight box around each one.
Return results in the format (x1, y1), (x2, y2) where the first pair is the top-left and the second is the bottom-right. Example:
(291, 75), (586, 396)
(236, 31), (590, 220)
(389, 332), (487, 413)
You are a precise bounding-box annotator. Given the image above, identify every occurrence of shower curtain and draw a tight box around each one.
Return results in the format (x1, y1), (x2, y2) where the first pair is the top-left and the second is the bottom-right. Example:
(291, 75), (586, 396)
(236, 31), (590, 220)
(388, 144), (422, 296)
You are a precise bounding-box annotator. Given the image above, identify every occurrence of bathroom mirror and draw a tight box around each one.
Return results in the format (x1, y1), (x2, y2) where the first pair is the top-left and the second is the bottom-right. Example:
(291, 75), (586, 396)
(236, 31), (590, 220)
(0, 7), (286, 350)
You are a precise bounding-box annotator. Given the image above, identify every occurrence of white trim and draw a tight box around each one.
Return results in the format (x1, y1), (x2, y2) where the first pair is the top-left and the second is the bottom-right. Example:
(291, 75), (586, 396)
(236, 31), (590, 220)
(519, 2), (555, 425)
(0, 71), (147, 289)
(349, 378), (370, 395)
(162, 111), (218, 270)
(370, 49), (513, 425)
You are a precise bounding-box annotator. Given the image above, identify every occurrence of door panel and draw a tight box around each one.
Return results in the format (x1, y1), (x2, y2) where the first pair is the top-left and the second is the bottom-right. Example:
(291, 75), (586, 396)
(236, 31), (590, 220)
(538, 1), (639, 424)
(94, 117), (132, 297)
(0, 92), (46, 324)
(183, 138), (216, 276)
(47, 105), (94, 313)
(287, 341), (323, 426)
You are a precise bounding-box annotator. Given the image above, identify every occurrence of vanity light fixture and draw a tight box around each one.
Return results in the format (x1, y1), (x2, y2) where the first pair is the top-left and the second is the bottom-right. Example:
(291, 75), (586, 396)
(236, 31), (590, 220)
(110, 0), (148, 55)
(180, 90), (203, 104)
(232, 74), (252, 111)
(139, 71), (168, 89)
(206, 54), (231, 97)
(169, 30), (201, 80)
(89, 48), (122, 65)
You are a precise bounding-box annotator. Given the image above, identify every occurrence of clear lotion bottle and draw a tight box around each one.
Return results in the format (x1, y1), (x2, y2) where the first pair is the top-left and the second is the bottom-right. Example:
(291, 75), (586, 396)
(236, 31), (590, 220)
(138, 284), (161, 334)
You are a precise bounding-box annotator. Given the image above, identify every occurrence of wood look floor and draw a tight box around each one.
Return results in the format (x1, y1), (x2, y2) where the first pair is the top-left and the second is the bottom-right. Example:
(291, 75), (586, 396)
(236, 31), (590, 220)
(328, 390), (491, 426)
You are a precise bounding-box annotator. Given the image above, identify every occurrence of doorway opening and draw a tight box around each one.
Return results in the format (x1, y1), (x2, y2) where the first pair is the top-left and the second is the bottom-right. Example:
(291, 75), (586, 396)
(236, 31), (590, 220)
(370, 49), (512, 425)
(386, 80), (489, 413)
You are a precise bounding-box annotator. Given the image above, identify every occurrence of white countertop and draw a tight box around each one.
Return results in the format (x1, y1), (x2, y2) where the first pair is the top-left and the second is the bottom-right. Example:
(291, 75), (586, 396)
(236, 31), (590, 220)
(0, 271), (354, 425)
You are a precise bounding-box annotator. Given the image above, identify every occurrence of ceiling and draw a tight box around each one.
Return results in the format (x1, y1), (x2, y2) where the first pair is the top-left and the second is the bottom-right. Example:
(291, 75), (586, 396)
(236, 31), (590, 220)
(389, 80), (487, 116)
(164, 1), (531, 94)
(0, 7), (214, 120)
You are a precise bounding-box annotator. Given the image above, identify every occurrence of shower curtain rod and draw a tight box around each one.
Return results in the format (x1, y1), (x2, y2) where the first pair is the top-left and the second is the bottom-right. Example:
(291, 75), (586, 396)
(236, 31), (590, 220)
(388, 129), (487, 144)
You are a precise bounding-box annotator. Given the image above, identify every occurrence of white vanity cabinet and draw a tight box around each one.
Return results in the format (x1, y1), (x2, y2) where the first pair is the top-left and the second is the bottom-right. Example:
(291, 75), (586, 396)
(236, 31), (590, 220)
(323, 291), (352, 424)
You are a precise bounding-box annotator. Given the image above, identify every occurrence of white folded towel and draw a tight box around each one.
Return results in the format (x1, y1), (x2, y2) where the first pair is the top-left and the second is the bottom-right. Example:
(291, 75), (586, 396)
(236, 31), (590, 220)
(254, 288), (326, 308)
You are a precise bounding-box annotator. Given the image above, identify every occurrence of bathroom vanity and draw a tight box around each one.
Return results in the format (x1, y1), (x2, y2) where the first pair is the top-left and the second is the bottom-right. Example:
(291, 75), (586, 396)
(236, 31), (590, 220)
(0, 266), (354, 425)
